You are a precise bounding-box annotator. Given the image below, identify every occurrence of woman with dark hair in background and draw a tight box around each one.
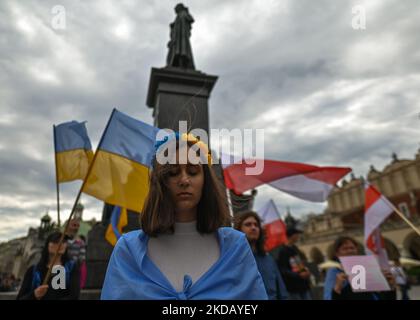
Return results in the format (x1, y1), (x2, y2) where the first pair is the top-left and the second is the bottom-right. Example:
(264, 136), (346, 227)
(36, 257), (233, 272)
(101, 133), (268, 300)
(16, 231), (80, 300)
(234, 211), (288, 300)
(323, 236), (396, 300)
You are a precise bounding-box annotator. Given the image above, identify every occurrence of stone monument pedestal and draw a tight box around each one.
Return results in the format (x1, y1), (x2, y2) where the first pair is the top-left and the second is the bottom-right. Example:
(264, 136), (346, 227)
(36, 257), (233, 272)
(146, 67), (218, 132)
(85, 210), (139, 289)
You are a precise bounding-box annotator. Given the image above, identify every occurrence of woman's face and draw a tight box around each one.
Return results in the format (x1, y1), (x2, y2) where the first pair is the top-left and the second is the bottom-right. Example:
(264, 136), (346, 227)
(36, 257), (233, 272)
(48, 241), (67, 256)
(336, 240), (358, 257)
(166, 162), (204, 215)
(240, 216), (260, 242)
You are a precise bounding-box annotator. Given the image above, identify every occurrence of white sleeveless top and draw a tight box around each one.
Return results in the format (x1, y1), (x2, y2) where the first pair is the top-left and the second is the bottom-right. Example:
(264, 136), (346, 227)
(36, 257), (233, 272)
(147, 220), (220, 292)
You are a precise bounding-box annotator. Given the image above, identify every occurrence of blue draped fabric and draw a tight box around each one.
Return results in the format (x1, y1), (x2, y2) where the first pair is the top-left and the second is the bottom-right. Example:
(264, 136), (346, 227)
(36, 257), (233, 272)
(254, 253), (289, 300)
(324, 267), (347, 300)
(101, 227), (268, 300)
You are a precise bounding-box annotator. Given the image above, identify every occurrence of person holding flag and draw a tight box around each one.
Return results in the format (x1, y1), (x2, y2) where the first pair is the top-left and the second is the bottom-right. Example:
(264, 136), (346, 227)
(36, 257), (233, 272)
(38, 120), (92, 291)
(98, 110), (268, 300)
(234, 210), (289, 300)
(16, 232), (80, 300)
(323, 182), (399, 300)
(323, 236), (396, 300)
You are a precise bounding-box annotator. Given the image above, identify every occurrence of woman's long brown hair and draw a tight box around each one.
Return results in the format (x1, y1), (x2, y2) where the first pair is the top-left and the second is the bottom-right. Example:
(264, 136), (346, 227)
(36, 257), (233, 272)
(141, 141), (231, 236)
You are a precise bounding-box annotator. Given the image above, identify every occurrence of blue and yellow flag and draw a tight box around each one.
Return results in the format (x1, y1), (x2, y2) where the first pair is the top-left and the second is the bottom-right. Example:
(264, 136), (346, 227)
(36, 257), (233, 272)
(82, 109), (159, 213)
(105, 206), (128, 246)
(54, 121), (94, 183)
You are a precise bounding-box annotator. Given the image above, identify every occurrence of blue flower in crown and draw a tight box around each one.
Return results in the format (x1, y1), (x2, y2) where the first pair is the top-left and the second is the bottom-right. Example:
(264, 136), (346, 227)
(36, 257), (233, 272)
(154, 132), (180, 152)
(154, 131), (212, 165)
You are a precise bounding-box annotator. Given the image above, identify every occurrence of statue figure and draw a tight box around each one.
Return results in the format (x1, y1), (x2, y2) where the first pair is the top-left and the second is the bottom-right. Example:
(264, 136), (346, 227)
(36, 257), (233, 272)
(166, 3), (195, 70)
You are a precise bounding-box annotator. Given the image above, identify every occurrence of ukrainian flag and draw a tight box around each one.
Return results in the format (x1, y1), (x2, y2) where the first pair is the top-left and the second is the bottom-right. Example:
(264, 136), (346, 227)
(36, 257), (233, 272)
(54, 121), (94, 183)
(82, 109), (159, 213)
(105, 206), (128, 246)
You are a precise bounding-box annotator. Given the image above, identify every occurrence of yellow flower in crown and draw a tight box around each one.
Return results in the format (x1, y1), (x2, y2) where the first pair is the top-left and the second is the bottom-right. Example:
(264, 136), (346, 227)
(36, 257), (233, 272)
(180, 133), (212, 166)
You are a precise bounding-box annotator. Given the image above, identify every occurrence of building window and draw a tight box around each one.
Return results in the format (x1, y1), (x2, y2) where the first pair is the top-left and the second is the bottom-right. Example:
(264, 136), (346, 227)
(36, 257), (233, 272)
(398, 202), (410, 218)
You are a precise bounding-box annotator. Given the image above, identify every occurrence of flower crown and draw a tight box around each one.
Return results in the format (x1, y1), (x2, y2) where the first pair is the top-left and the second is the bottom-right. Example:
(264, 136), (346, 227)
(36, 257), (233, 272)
(154, 132), (212, 166)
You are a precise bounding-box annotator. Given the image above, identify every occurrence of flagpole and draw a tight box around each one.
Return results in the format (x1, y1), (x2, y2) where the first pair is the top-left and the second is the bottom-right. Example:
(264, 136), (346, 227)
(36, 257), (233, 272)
(226, 187), (234, 220)
(388, 202), (420, 237)
(53, 125), (61, 228)
(42, 109), (117, 286)
(217, 153), (234, 223)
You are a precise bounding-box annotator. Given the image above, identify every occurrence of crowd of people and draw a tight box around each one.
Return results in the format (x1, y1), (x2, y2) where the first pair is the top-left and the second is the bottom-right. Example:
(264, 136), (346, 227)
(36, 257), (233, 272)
(233, 210), (413, 300)
(6, 214), (413, 300)
(4, 133), (415, 300)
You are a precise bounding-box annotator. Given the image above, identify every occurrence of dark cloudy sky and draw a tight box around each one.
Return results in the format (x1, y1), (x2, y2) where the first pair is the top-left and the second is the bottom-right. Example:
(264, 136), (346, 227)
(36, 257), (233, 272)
(1, 0), (419, 242)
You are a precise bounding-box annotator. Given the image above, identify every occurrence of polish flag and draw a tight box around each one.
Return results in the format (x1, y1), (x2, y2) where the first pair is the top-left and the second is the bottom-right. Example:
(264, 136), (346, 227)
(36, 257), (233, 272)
(257, 199), (288, 252)
(366, 229), (390, 270)
(221, 155), (351, 202)
(364, 183), (394, 269)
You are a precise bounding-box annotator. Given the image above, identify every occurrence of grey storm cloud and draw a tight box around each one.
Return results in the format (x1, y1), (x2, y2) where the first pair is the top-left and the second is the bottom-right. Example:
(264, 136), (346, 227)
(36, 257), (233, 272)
(1, 0), (420, 242)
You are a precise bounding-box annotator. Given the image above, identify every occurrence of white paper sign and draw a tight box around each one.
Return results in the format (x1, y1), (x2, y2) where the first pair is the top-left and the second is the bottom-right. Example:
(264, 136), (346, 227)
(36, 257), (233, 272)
(339, 255), (391, 292)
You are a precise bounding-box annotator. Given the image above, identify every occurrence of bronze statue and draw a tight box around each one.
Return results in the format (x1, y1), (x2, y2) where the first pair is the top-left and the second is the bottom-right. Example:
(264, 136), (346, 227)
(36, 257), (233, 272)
(166, 3), (195, 70)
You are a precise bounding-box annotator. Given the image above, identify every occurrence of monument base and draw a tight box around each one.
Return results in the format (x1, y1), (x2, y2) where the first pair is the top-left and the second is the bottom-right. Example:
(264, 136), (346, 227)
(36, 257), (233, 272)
(85, 211), (140, 289)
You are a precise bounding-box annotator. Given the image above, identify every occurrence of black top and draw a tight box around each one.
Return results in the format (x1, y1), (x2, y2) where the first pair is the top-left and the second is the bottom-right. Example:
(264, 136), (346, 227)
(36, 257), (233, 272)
(277, 244), (311, 293)
(16, 264), (80, 300)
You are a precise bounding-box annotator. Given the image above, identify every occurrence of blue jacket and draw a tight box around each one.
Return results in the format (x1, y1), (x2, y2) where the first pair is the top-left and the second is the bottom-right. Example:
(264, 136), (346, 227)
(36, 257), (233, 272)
(324, 267), (345, 300)
(101, 228), (268, 300)
(254, 253), (289, 300)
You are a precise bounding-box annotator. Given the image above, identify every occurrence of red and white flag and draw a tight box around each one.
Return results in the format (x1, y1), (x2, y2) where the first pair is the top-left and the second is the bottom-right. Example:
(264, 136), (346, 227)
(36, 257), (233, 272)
(221, 155), (351, 202)
(257, 199), (288, 252)
(366, 229), (390, 270)
(364, 183), (394, 269)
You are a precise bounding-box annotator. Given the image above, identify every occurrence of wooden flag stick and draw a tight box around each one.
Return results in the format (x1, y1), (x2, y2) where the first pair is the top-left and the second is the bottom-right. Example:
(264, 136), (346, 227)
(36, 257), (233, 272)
(388, 202), (420, 237)
(53, 125), (61, 228)
(225, 187), (234, 220)
(41, 190), (83, 285)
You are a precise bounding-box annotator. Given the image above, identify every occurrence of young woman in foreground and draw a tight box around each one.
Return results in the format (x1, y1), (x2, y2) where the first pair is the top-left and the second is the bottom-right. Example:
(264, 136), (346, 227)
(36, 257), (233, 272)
(101, 134), (268, 300)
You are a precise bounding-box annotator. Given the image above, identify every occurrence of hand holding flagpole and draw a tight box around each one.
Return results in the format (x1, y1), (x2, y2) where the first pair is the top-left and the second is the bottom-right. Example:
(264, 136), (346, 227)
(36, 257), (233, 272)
(53, 125), (61, 228)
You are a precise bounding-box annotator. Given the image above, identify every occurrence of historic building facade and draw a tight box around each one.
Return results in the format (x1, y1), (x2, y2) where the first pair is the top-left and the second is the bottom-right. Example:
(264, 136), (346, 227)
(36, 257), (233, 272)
(299, 150), (420, 263)
(0, 213), (52, 279)
(0, 203), (94, 279)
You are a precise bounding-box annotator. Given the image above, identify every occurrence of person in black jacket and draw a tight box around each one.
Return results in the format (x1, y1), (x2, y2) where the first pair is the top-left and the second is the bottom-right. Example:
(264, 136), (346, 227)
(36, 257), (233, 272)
(16, 231), (80, 300)
(277, 227), (312, 299)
